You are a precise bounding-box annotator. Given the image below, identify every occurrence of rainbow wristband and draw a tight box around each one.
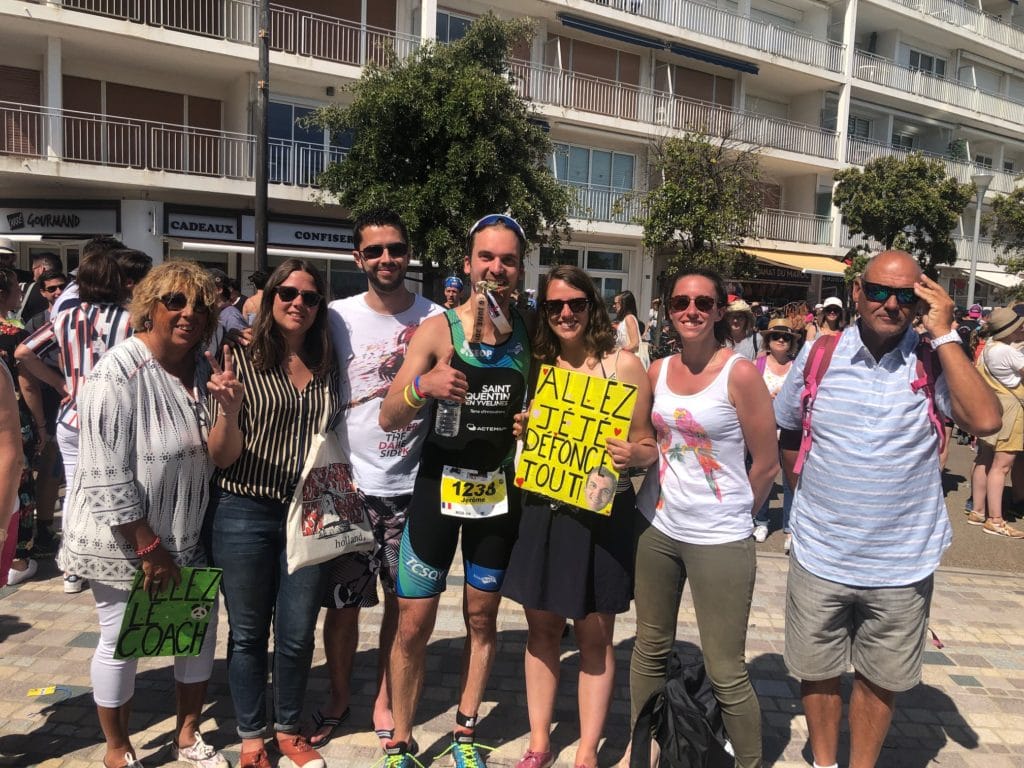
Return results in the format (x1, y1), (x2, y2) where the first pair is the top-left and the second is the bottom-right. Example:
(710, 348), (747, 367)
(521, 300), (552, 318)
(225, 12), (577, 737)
(413, 376), (426, 400)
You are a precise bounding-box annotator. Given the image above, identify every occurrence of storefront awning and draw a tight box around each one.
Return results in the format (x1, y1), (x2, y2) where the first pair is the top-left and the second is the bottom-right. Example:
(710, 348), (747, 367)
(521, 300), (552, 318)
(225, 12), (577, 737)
(973, 270), (1021, 290)
(743, 248), (846, 277)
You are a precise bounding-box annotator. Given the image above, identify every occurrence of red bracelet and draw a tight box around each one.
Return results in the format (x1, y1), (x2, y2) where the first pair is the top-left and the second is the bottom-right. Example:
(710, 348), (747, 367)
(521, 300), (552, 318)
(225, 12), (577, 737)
(135, 537), (161, 557)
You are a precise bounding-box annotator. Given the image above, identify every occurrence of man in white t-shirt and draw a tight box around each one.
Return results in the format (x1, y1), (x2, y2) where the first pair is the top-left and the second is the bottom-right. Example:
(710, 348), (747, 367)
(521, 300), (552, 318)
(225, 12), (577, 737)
(312, 209), (443, 749)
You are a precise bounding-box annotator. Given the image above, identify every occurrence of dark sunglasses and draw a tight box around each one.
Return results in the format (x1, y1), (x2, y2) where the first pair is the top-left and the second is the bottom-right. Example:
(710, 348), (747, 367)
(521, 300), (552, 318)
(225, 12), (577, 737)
(468, 214), (527, 243)
(769, 332), (791, 342)
(41, 283), (66, 293)
(668, 295), (716, 313)
(824, 307), (841, 314)
(275, 286), (323, 307)
(861, 281), (917, 306)
(159, 292), (210, 313)
(360, 242), (409, 259)
(543, 297), (590, 316)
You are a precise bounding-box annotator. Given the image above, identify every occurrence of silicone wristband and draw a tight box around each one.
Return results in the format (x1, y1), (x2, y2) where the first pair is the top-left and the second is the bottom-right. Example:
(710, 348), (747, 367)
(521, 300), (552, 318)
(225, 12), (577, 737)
(413, 376), (426, 400)
(404, 385), (424, 409)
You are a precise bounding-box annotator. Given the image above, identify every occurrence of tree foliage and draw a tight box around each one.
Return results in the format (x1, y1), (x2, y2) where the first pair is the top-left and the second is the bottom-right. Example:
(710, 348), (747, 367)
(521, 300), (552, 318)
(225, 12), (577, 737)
(634, 134), (762, 278)
(309, 14), (571, 275)
(832, 153), (974, 278)
(988, 187), (1024, 301)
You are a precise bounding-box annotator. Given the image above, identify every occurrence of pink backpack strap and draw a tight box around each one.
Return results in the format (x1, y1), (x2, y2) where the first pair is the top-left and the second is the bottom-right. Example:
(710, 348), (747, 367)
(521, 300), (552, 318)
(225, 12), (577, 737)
(911, 341), (947, 457)
(755, 355), (767, 374)
(794, 334), (840, 475)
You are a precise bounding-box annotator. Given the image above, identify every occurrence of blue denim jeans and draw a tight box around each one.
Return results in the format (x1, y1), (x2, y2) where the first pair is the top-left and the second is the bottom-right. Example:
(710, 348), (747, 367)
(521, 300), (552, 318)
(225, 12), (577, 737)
(209, 488), (325, 738)
(754, 470), (793, 533)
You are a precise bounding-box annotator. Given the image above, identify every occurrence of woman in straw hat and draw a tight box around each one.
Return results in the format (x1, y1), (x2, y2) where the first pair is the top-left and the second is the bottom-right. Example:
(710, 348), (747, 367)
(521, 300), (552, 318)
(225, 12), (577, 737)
(969, 306), (1024, 538)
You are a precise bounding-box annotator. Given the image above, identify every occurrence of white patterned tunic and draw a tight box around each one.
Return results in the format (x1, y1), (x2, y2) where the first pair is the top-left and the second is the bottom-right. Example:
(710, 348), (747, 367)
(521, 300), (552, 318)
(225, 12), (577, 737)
(58, 337), (213, 587)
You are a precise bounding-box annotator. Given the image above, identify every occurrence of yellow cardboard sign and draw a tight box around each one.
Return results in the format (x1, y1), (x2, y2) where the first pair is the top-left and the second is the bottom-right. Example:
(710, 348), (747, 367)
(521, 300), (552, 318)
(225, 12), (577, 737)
(515, 364), (637, 515)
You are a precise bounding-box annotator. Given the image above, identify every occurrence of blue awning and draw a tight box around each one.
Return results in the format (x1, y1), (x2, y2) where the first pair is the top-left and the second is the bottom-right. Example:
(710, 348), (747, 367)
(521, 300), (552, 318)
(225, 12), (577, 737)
(670, 43), (759, 75)
(557, 13), (665, 50)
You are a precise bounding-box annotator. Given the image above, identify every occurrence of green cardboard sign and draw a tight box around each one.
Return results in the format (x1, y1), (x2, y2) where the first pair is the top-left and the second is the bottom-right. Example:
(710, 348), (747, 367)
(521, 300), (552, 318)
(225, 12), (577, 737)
(114, 567), (222, 659)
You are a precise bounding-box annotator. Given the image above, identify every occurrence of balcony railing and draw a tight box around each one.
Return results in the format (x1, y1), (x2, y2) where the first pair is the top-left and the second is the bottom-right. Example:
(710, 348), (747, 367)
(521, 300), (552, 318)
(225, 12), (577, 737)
(952, 236), (1000, 265)
(755, 209), (833, 245)
(889, 0), (1024, 57)
(853, 51), (1024, 126)
(0, 100), (342, 187)
(846, 138), (1019, 194)
(581, 0), (844, 73)
(27, 0), (421, 65)
(560, 181), (646, 225)
(510, 60), (838, 160)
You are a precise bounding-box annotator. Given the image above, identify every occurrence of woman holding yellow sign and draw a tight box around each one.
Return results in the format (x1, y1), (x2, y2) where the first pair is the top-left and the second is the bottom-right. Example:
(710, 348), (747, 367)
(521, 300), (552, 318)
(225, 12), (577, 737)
(504, 265), (656, 768)
(629, 267), (778, 768)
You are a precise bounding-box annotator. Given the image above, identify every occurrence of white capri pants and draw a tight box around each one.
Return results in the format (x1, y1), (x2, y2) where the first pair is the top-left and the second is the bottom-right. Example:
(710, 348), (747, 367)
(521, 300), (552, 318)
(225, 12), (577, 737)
(91, 580), (219, 708)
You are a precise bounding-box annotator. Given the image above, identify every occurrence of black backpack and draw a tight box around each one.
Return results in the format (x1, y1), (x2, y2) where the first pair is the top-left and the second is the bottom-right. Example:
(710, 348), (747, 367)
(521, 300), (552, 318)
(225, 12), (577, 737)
(630, 654), (735, 768)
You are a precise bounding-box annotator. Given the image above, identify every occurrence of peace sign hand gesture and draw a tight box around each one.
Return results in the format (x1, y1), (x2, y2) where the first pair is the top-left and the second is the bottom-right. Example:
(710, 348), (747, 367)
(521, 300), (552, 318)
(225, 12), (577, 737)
(206, 345), (245, 418)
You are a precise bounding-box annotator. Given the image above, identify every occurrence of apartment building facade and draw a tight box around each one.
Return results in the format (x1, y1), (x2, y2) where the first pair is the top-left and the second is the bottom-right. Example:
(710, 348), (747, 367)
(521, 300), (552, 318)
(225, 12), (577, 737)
(0, 0), (1021, 309)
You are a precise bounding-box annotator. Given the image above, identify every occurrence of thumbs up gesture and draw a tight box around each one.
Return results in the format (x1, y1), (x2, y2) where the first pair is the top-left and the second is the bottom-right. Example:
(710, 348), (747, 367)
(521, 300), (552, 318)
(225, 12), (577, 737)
(418, 346), (469, 403)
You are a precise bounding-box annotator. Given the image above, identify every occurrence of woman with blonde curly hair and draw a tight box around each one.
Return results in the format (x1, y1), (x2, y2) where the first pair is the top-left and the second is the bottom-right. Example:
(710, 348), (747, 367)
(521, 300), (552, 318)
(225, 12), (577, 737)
(58, 261), (226, 768)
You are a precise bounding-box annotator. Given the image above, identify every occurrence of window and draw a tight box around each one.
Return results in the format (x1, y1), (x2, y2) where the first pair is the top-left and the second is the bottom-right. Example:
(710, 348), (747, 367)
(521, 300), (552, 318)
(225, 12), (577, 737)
(539, 247), (579, 267)
(1004, 160), (1015, 173)
(551, 144), (635, 190)
(908, 49), (946, 78)
(437, 10), (472, 43)
(975, 154), (993, 169)
(848, 116), (871, 139)
(891, 133), (915, 149)
(535, 246), (630, 308)
(268, 101), (350, 186)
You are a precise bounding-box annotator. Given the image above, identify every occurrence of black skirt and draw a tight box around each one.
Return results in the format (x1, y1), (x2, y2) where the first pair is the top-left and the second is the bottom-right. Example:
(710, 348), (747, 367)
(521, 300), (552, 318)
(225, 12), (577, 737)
(502, 483), (637, 619)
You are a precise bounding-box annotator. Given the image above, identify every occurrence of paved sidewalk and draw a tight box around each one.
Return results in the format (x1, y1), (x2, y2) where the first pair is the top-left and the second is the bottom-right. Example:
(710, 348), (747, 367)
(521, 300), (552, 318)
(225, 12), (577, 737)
(1, 541), (1021, 768)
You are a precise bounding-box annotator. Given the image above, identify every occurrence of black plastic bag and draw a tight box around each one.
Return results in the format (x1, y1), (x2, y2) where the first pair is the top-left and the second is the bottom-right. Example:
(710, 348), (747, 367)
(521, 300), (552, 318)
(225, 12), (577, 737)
(630, 653), (735, 768)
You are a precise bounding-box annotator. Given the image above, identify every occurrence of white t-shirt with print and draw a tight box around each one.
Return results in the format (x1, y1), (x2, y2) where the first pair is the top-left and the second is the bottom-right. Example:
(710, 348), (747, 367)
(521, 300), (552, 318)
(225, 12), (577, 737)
(983, 341), (1024, 388)
(329, 293), (443, 496)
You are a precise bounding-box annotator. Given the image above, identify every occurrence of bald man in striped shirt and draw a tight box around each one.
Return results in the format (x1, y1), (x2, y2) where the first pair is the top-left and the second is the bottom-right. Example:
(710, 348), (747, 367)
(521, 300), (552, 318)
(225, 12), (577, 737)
(775, 251), (1000, 768)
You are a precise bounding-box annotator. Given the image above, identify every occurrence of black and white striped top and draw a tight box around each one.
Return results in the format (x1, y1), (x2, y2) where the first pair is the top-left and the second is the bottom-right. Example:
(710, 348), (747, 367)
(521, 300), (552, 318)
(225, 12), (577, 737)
(212, 345), (341, 502)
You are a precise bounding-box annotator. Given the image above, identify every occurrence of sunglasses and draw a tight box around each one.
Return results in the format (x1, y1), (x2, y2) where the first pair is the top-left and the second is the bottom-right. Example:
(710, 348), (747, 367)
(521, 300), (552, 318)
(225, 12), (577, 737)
(769, 332), (791, 342)
(275, 286), (323, 307)
(824, 307), (841, 314)
(543, 297), (590, 316)
(468, 214), (527, 243)
(861, 281), (917, 306)
(360, 242), (409, 259)
(41, 284), (66, 293)
(159, 292), (210, 313)
(668, 295), (716, 313)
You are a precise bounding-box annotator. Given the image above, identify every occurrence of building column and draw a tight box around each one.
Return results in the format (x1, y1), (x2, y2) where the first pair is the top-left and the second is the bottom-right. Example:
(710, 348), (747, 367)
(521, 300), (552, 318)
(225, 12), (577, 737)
(419, 0), (437, 41)
(43, 37), (62, 160)
(831, 0), (858, 249)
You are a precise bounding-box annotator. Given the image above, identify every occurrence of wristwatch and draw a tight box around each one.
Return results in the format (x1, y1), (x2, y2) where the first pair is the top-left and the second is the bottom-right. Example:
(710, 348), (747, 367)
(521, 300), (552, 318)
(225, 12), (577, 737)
(930, 330), (961, 350)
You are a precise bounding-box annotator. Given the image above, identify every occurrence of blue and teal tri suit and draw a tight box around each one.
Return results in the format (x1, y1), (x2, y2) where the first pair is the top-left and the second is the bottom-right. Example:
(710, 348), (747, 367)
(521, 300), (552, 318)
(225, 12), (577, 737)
(396, 307), (531, 598)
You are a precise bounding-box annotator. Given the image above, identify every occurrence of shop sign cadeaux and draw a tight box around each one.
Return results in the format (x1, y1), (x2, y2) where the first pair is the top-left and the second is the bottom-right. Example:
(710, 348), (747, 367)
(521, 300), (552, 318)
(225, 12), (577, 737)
(515, 364), (636, 515)
(1, 206), (118, 236)
(166, 211), (238, 240)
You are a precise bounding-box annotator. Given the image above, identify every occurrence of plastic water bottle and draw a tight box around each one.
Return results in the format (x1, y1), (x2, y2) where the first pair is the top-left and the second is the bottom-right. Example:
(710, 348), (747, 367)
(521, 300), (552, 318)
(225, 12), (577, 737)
(434, 400), (461, 437)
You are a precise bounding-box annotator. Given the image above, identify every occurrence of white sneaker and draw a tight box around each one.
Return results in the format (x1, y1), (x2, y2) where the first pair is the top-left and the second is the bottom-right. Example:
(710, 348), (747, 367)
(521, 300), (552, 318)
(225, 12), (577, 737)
(63, 574), (87, 593)
(783, 534), (792, 554)
(7, 559), (38, 586)
(172, 733), (228, 768)
(752, 525), (769, 543)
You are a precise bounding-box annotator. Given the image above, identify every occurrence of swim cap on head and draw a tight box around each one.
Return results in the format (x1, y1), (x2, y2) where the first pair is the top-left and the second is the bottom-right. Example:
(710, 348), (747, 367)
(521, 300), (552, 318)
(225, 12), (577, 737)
(444, 276), (463, 291)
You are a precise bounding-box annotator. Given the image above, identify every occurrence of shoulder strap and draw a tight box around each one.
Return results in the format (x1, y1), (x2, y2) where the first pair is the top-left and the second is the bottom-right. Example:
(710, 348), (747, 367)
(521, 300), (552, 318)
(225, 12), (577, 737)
(912, 341), (946, 457)
(755, 355), (767, 374)
(793, 334), (840, 475)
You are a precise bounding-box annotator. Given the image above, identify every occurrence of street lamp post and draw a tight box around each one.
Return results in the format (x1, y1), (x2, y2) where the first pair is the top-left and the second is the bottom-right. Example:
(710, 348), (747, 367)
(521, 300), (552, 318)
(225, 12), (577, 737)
(967, 172), (993, 309)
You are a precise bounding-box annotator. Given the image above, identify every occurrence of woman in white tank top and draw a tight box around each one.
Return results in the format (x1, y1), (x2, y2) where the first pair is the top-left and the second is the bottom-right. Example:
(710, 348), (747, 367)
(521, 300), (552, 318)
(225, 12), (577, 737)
(629, 268), (779, 768)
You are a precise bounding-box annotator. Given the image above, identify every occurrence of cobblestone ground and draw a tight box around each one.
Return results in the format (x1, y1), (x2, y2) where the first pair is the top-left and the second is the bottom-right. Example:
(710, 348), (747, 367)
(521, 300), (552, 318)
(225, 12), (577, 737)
(1, 543), (1021, 768)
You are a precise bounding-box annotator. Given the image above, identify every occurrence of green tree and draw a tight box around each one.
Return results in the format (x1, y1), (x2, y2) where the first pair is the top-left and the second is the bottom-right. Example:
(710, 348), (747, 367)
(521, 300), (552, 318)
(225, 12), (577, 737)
(309, 14), (570, 275)
(988, 187), (1024, 301)
(633, 134), (762, 278)
(832, 153), (974, 278)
